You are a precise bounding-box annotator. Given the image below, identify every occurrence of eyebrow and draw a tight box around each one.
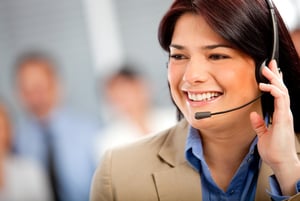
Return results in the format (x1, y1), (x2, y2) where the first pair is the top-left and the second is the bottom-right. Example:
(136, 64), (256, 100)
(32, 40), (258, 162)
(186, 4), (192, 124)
(169, 43), (234, 50)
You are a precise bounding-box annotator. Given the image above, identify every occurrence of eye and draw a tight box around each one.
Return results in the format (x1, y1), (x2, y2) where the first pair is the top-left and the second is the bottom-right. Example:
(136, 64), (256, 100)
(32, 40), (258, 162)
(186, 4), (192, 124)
(169, 54), (188, 60)
(209, 54), (230, 60)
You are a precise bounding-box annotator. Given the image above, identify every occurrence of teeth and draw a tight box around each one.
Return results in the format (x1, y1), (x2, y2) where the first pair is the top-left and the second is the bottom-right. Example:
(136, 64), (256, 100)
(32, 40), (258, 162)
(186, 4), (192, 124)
(188, 92), (220, 101)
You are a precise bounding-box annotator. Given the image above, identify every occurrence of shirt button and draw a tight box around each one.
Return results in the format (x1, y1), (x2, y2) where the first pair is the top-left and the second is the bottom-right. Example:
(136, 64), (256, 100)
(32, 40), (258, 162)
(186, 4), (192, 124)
(229, 190), (235, 195)
(247, 157), (252, 163)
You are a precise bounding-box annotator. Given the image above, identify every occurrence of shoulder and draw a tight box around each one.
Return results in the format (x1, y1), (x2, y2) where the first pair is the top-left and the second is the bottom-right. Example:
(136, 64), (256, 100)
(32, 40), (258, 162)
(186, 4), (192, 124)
(90, 120), (189, 200)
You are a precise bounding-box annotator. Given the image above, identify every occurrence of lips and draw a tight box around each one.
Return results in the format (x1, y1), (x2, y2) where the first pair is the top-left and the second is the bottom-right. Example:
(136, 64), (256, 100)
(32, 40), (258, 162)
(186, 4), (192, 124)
(187, 92), (222, 102)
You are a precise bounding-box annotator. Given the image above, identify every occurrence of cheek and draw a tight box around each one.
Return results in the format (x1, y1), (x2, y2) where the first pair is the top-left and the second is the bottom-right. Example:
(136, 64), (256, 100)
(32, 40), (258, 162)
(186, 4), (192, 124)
(218, 64), (258, 95)
(167, 66), (187, 112)
(168, 66), (184, 89)
(235, 66), (257, 88)
(168, 67), (181, 99)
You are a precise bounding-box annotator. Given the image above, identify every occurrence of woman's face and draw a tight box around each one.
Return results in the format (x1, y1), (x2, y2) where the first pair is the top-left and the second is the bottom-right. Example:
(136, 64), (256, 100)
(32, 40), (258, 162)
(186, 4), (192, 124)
(168, 13), (262, 130)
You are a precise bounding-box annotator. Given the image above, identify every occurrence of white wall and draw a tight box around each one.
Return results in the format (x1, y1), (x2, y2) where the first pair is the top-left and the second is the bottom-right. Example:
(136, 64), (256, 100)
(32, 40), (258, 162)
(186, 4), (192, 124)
(83, 0), (124, 74)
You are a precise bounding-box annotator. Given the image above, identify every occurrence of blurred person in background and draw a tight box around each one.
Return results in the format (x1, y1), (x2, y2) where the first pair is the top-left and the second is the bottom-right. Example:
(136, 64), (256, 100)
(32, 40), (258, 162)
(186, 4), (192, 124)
(0, 100), (53, 201)
(13, 51), (99, 201)
(274, 0), (300, 57)
(291, 29), (300, 56)
(94, 64), (175, 160)
(273, 0), (298, 31)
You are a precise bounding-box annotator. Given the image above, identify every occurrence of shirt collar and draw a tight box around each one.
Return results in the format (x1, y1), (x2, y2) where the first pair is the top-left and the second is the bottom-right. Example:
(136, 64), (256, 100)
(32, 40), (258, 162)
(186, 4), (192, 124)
(185, 126), (258, 171)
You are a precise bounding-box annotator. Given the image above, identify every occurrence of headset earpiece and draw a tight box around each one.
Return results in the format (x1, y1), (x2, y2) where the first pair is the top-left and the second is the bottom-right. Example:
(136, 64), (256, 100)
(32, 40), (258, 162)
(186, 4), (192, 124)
(256, 60), (268, 84)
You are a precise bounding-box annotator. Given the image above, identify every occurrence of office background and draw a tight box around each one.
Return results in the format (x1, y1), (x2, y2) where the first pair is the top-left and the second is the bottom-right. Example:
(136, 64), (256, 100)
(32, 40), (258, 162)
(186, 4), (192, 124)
(0, 0), (299, 119)
(0, 0), (173, 119)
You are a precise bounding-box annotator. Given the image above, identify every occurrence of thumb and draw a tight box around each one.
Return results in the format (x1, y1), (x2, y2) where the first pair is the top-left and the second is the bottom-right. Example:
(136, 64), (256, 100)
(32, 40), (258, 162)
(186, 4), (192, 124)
(250, 112), (268, 137)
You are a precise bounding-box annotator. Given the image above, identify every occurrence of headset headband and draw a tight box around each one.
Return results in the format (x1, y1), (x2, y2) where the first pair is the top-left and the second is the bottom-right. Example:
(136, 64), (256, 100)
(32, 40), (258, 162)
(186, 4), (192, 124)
(265, 0), (279, 62)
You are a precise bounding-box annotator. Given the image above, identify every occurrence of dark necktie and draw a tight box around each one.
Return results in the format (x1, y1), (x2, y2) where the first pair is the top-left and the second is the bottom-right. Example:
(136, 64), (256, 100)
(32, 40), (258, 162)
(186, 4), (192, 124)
(41, 122), (60, 201)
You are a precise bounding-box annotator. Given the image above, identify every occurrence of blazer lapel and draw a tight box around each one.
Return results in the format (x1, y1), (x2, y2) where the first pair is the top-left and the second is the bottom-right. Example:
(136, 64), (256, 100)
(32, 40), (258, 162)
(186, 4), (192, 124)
(152, 119), (202, 201)
(153, 163), (202, 201)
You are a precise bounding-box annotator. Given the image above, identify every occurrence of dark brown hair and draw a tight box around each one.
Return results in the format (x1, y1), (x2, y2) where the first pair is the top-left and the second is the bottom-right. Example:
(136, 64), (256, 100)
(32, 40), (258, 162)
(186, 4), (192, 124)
(158, 0), (300, 132)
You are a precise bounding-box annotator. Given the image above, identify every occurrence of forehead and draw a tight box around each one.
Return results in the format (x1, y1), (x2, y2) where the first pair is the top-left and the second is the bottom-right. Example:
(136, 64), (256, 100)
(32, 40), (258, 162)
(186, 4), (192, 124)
(171, 13), (228, 46)
(18, 61), (55, 78)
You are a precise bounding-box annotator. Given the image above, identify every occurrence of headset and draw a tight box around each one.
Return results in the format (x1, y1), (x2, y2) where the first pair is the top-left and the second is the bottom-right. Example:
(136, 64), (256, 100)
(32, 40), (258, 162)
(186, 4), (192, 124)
(256, 0), (279, 83)
(195, 0), (279, 120)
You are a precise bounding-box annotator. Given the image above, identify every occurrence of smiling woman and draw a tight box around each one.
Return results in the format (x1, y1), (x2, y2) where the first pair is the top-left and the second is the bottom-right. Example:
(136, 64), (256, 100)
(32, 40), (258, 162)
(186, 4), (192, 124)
(167, 13), (260, 130)
(90, 0), (300, 201)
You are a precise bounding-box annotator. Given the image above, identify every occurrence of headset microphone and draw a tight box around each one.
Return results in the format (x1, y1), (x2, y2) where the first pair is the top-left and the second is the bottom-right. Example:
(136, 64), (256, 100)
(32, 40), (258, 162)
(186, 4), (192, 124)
(194, 94), (263, 120)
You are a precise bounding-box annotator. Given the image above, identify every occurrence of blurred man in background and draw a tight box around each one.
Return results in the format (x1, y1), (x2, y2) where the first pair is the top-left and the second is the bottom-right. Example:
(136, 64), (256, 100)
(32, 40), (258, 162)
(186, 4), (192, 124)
(13, 51), (99, 201)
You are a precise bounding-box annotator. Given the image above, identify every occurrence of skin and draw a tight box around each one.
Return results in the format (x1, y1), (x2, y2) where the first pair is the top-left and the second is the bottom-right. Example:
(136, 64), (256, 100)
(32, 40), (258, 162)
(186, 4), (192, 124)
(16, 60), (59, 120)
(168, 13), (300, 195)
(0, 105), (11, 188)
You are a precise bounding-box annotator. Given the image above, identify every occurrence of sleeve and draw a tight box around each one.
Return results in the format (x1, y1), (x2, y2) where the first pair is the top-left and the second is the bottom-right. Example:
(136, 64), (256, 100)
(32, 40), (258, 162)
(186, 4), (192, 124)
(268, 175), (300, 201)
(90, 149), (114, 201)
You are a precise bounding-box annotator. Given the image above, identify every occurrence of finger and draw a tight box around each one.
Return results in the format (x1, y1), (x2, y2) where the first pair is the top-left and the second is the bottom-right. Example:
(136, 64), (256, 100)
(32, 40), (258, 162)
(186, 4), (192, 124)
(262, 66), (282, 85)
(250, 112), (268, 137)
(268, 60), (281, 77)
(259, 82), (289, 112)
(259, 83), (286, 99)
(261, 66), (287, 93)
(259, 82), (291, 124)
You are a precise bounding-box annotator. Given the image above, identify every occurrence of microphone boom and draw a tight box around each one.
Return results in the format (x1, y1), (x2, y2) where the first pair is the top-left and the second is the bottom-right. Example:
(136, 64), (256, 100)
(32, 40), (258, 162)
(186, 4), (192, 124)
(194, 94), (263, 120)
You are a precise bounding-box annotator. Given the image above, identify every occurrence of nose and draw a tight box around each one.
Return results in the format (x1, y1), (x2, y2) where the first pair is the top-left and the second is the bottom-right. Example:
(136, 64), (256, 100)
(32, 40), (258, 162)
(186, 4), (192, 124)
(183, 58), (209, 84)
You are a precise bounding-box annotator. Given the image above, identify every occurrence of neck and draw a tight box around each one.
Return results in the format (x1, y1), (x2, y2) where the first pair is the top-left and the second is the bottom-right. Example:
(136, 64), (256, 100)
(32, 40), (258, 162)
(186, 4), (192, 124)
(202, 130), (256, 164)
(200, 111), (257, 157)
(199, 121), (257, 191)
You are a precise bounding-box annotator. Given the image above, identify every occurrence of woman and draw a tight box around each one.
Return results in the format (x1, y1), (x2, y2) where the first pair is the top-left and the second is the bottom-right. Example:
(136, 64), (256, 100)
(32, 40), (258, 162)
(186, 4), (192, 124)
(90, 0), (300, 200)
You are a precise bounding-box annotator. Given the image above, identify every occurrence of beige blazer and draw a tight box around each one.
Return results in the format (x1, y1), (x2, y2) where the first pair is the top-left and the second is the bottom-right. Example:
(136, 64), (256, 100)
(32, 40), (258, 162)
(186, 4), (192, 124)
(90, 120), (300, 201)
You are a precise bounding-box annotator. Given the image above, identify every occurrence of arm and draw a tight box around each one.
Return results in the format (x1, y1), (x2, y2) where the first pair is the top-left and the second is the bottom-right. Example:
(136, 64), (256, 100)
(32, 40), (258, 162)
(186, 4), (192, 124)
(269, 175), (300, 201)
(250, 60), (300, 196)
(90, 150), (114, 201)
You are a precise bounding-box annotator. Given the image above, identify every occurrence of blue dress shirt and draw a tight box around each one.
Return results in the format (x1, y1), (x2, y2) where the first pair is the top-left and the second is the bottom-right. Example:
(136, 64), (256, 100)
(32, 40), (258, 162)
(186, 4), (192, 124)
(185, 126), (299, 201)
(14, 107), (100, 201)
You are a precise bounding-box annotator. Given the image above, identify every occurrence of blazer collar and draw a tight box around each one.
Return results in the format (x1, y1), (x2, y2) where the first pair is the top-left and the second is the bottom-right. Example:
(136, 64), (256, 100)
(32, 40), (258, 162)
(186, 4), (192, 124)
(157, 119), (189, 167)
(154, 119), (202, 201)
(153, 162), (202, 201)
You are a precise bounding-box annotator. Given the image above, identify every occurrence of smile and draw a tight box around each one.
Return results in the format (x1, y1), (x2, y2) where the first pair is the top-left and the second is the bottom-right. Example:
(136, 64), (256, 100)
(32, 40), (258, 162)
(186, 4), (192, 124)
(187, 92), (222, 102)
